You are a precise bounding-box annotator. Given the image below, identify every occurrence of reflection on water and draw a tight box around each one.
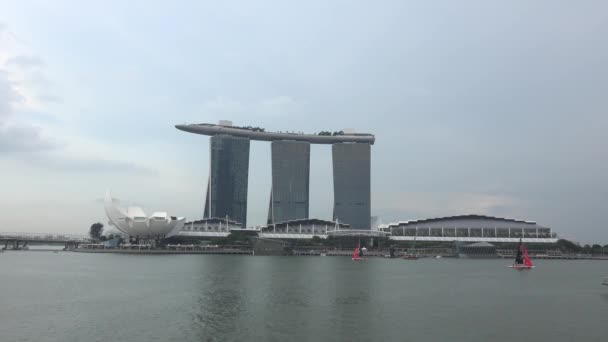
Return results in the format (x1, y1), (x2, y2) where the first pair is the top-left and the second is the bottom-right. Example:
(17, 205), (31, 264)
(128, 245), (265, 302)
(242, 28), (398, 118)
(0, 253), (606, 342)
(192, 257), (248, 341)
(187, 257), (379, 341)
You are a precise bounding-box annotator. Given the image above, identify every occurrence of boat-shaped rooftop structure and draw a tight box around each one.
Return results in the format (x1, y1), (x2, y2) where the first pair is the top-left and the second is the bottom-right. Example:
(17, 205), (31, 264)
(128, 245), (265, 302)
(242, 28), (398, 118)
(175, 123), (375, 145)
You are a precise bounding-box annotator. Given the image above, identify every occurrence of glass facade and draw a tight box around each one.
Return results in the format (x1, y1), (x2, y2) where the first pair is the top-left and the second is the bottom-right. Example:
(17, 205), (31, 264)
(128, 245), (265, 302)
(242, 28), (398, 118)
(332, 143), (371, 229)
(385, 216), (552, 239)
(203, 135), (250, 227)
(268, 141), (310, 224)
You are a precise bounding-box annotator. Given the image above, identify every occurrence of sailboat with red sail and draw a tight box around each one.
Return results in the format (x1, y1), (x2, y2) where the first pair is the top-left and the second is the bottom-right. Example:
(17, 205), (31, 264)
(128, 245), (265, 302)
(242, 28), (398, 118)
(352, 240), (367, 261)
(508, 239), (535, 269)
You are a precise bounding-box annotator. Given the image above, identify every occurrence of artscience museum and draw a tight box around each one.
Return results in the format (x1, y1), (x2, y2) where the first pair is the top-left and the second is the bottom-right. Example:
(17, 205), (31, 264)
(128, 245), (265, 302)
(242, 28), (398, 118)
(103, 191), (186, 239)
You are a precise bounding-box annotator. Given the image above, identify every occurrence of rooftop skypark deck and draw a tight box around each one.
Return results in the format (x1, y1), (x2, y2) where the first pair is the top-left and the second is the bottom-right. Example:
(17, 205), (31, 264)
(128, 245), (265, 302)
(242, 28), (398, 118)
(175, 123), (375, 145)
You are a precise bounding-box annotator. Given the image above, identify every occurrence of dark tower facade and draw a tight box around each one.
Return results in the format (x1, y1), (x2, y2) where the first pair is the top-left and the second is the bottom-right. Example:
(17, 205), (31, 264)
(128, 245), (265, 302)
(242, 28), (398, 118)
(332, 143), (371, 229)
(268, 140), (310, 224)
(177, 122), (375, 230)
(204, 135), (250, 226)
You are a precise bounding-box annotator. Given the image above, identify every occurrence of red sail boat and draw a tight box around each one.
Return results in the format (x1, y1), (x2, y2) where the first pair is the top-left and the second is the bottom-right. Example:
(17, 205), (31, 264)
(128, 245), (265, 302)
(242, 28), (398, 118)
(508, 239), (535, 269)
(352, 242), (359, 260)
(352, 239), (366, 261)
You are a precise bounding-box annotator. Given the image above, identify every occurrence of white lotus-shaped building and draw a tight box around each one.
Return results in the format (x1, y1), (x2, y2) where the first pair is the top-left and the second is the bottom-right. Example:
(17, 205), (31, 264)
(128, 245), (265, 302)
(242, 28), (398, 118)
(104, 191), (186, 239)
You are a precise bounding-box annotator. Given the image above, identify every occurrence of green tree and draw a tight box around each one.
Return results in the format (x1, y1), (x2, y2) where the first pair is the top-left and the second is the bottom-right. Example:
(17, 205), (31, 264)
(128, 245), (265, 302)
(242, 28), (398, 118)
(556, 239), (582, 253)
(591, 244), (603, 255)
(89, 222), (104, 240)
(311, 235), (322, 245)
(582, 244), (592, 254)
(323, 235), (336, 247)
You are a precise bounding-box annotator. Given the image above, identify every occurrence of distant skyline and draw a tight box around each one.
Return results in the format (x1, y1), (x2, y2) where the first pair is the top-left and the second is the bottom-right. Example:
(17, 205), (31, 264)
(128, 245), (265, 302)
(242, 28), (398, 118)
(0, 1), (607, 243)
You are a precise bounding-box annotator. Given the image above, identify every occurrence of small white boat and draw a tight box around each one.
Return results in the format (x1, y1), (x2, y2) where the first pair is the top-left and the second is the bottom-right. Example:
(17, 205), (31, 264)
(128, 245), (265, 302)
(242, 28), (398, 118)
(508, 265), (535, 269)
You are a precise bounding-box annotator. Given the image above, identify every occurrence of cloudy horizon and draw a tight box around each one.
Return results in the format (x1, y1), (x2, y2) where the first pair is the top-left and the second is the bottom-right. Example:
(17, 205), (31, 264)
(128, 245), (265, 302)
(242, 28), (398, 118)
(1, 1), (607, 243)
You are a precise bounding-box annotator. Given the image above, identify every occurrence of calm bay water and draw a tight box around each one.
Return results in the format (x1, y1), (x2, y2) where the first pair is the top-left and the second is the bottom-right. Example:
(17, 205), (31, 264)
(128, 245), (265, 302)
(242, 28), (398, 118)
(0, 252), (606, 342)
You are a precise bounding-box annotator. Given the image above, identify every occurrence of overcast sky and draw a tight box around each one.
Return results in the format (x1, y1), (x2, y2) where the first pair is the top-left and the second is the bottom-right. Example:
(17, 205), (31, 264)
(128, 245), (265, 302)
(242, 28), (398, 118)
(0, 1), (607, 243)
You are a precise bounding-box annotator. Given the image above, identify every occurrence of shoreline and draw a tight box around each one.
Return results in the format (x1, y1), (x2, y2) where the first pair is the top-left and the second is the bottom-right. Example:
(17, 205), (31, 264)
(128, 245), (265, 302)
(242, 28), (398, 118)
(25, 248), (602, 259)
(70, 248), (252, 255)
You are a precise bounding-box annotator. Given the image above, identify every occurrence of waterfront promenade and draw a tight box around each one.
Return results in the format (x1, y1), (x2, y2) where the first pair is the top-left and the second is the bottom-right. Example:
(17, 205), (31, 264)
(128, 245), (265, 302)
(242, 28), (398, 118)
(51, 246), (608, 260)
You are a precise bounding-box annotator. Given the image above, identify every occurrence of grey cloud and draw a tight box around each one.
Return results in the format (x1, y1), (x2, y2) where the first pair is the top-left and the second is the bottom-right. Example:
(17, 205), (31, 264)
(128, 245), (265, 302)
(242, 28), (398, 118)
(6, 55), (44, 69)
(0, 123), (62, 153)
(23, 69), (52, 87)
(0, 65), (153, 176)
(20, 67), (61, 104)
(2, 52), (59, 106)
(0, 133), (159, 176)
(0, 70), (20, 118)
(0, 70), (58, 153)
(26, 153), (159, 176)
(36, 93), (62, 104)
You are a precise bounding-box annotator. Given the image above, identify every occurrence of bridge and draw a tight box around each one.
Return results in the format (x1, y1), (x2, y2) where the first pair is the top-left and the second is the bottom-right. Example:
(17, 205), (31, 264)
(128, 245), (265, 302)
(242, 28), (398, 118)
(0, 232), (91, 250)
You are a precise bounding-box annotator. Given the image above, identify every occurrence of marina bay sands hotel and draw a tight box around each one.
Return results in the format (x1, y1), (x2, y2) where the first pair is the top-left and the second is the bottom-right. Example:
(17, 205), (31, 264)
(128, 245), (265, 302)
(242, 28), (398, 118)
(175, 121), (375, 230)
